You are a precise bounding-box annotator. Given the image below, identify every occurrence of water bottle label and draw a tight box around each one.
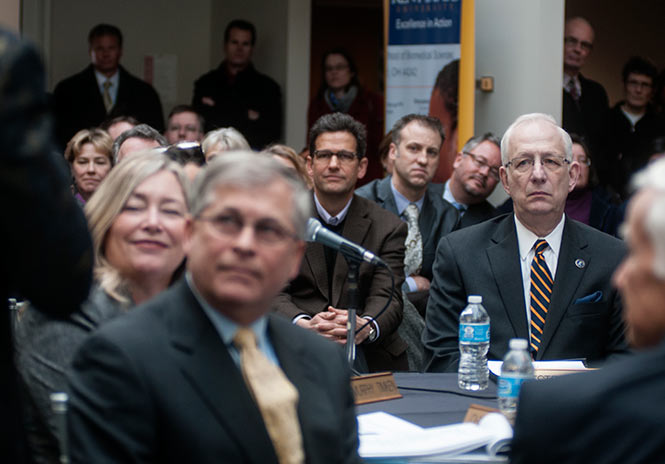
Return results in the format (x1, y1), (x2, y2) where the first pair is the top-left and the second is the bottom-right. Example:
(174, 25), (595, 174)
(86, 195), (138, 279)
(459, 323), (490, 343)
(498, 375), (527, 399)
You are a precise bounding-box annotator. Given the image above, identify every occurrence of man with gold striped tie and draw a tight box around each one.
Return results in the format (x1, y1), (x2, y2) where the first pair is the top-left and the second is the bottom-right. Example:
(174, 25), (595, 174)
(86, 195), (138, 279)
(423, 113), (630, 372)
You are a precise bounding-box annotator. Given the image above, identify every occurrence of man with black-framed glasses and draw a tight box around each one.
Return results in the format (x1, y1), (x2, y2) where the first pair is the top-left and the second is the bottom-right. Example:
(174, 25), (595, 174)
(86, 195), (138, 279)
(423, 113), (630, 372)
(274, 112), (409, 372)
(445, 133), (502, 227)
(562, 16), (609, 174)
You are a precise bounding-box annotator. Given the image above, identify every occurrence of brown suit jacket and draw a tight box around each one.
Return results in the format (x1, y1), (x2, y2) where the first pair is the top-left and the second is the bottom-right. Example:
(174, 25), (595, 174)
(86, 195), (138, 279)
(274, 195), (408, 372)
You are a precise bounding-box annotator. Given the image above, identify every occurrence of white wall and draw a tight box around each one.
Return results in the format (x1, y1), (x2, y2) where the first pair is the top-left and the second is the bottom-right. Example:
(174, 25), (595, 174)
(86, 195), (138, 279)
(475, 0), (565, 205)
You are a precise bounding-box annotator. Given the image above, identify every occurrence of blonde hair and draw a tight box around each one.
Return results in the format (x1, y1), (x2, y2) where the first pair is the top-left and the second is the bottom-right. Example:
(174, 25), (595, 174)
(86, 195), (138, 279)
(65, 128), (114, 165)
(261, 143), (311, 188)
(201, 127), (250, 158)
(84, 151), (189, 303)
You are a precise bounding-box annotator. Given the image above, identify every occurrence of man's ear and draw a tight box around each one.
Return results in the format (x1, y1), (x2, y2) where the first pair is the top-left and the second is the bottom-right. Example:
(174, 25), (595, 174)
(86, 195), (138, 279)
(499, 166), (511, 196)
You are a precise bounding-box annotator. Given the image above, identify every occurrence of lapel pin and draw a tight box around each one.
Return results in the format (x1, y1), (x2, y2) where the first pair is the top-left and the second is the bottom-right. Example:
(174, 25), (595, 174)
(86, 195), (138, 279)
(575, 259), (585, 269)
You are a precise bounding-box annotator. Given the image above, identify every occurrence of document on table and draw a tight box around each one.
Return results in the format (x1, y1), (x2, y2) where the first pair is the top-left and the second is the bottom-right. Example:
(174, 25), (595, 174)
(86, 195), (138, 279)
(488, 360), (587, 377)
(357, 412), (512, 459)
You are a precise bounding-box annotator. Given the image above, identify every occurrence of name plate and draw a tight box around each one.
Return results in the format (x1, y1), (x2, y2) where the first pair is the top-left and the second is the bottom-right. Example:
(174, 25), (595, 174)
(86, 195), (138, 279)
(463, 404), (500, 424)
(534, 367), (591, 380)
(351, 372), (402, 405)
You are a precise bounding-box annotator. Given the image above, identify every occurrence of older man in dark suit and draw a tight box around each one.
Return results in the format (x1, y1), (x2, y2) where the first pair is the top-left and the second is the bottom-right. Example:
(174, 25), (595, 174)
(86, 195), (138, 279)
(67, 153), (360, 463)
(423, 113), (629, 372)
(275, 113), (408, 372)
(53, 24), (164, 148)
(512, 158), (665, 464)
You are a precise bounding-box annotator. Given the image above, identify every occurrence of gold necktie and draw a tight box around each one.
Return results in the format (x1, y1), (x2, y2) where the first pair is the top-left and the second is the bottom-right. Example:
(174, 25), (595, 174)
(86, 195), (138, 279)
(233, 328), (304, 464)
(102, 80), (113, 112)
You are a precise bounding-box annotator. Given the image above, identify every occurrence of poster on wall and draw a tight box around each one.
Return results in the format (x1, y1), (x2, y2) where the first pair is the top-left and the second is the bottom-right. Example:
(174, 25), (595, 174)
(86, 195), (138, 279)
(385, 0), (461, 130)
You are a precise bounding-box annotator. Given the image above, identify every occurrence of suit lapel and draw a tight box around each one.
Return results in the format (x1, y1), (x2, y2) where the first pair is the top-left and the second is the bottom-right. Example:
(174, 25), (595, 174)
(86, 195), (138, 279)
(537, 219), (589, 358)
(486, 217), (529, 339)
(167, 281), (277, 462)
(376, 177), (399, 216)
(332, 197), (371, 306)
(419, 189), (439, 248)
(304, 241), (329, 304)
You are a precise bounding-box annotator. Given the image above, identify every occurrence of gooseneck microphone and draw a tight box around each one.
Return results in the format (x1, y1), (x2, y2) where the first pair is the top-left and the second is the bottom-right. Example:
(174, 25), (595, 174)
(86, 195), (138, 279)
(305, 218), (386, 267)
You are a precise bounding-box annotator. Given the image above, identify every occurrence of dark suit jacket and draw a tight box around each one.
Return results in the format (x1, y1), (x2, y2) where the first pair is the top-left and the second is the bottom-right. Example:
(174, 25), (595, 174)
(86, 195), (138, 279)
(511, 342), (665, 464)
(423, 214), (629, 372)
(459, 200), (498, 228)
(274, 195), (408, 372)
(562, 73), (609, 164)
(192, 62), (282, 150)
(355, 177), (459, 283)
(67, 279), (360, 464)
(53, 64), (164, 148)
(0, 29), (93, 463)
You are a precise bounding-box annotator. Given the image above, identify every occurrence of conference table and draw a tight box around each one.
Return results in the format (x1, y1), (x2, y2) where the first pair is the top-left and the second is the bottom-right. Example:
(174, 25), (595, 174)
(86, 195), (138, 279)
(356, 372), (509, 463)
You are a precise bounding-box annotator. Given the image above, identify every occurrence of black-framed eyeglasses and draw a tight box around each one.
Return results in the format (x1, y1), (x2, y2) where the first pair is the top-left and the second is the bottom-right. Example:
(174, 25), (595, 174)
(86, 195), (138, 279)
(196, 212), (299, 245)
(312, 150), (359, 163)
(564, 36), (593, 52)
(462, 151), (501, 181)
(504, 155), (571, 174)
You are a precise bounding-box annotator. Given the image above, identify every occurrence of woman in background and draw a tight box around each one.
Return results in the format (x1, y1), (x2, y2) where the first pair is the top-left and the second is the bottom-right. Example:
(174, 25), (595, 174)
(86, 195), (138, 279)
(65, 128), (113, 205)
(15, 152), (189, 463)
(201, 127), (250, 162)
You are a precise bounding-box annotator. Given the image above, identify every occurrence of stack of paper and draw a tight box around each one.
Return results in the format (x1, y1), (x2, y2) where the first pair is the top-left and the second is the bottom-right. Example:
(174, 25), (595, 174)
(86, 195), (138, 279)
(358, 412), (512, 460)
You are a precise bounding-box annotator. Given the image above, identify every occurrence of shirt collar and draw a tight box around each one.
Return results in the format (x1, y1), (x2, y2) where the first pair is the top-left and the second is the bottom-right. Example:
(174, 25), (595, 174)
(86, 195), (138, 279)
(390, 176), (424, 216)
(185, 271), (268, 347)
(94, 68), (119, 87)
(514, 214), (566, 261)
(313, 193), (353, 226)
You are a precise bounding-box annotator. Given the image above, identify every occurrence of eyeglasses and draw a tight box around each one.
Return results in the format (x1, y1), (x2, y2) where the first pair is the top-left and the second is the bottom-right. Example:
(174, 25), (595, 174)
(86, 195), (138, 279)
(564, 36), (593, 52)
(626, 79), (652, 90)
(312, 150), (359, 163)
(504, 155), (571, 174)
(575, 156), (591, 167)
(462, 152), (501, 181)
(196, 213), (298, 245)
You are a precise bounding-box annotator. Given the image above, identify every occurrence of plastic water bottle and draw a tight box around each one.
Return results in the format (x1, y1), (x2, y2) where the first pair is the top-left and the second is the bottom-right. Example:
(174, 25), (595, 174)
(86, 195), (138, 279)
(498, 338), (534, 423)
(458, 295), (490, 391)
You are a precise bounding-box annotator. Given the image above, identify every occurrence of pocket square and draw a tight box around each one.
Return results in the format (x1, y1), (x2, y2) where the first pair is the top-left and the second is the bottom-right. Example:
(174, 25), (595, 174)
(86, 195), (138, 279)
(575, 291), (603, 304)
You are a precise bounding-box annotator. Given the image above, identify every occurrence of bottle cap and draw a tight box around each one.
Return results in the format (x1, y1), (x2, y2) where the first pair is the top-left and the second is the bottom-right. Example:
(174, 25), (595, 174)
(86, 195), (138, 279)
(509, 338), (528, 350)
(467, 295), (482, 304)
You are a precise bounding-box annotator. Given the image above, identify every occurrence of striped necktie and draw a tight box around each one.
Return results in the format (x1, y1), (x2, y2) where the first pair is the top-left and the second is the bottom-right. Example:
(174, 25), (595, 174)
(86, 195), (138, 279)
(529, 239), (552, 355)
(102, 80), (113, 113)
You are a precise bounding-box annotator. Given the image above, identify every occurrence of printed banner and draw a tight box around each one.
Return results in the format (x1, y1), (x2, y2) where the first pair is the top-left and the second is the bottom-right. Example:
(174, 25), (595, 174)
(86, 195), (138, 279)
(385, 0), (461, 130)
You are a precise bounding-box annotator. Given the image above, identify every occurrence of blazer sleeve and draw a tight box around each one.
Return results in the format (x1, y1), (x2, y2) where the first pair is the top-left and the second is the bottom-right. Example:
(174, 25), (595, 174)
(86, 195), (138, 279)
(0, 31), (92, 315)
(362, 221), (407, 341)
(422, 235), (466, 372)
(67, 333), (156, 464)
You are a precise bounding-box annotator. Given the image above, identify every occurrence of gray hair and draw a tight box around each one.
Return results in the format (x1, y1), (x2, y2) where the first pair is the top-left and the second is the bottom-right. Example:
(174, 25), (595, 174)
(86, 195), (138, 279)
(631, 157), (665, 278)
(500, 113), (572, 165)
(112, 124), (168, 164)
(189, 151), (311, 238)
(201, 127), (250, 159)
(461, 132), (501, 154)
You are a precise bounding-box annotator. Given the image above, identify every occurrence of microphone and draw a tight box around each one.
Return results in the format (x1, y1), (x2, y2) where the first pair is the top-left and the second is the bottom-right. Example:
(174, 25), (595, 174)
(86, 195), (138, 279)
(306, 218), (386, 267)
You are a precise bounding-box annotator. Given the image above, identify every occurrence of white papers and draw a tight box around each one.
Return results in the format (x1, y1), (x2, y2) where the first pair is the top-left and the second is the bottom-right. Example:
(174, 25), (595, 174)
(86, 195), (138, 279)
(488, 360), (587, 377)
(358, 412), (512, 459)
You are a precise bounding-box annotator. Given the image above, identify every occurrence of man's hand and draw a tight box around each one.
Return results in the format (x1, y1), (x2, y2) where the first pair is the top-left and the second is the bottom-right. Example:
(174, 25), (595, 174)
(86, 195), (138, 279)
(410, 275), (431, 291)
(297, 307), (372, 345)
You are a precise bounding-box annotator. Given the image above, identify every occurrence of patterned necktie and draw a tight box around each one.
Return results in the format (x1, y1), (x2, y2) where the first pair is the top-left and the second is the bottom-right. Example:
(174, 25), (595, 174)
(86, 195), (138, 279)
(566, 78), (580, 102)
(102, 80), (113, 113)
(529, 239), (553, 355)
(233, 328), (304, 464)
(403, 203), (423, 276)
